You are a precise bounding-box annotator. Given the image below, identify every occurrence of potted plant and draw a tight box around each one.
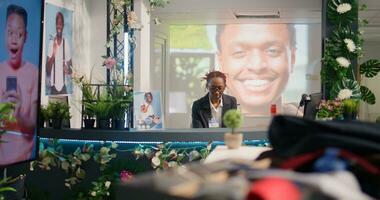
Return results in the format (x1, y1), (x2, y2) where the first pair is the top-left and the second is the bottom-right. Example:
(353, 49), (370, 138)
(92, 100), (112, 129)
(39, 105), (51, 128)
(223, 109), (243, 149)
(83, 102), (96, 129)
(108, 84), (133, 130)
(316, 99), (343, 120)
(47, 102), (71, 129)
(342, 99), (359, 120)
(111, 100), (129, 129)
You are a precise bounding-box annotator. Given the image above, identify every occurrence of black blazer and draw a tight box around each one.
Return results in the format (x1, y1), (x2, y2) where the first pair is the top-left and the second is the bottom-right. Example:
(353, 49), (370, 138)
(192, 93), (237, 128)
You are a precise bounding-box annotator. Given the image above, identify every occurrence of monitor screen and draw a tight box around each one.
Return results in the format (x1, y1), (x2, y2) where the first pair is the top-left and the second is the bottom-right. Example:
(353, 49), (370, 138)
(166, 24), (321, 128)
(0, 0), (43, 166)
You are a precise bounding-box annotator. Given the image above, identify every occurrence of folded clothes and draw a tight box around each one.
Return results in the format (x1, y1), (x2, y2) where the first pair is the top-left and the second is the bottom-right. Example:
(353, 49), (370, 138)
(268, 115), (380, 157)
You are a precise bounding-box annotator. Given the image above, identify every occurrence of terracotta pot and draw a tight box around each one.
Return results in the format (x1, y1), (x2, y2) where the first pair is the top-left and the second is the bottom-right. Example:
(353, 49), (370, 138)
(224, 132), (243, 149)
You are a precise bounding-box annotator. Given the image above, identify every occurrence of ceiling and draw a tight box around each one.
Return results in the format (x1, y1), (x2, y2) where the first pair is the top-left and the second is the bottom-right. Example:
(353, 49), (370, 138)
(152, 0), (380, 41)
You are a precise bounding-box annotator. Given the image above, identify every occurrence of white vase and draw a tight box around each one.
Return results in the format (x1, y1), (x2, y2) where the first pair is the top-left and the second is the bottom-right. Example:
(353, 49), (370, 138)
(224, 132), (243, 149)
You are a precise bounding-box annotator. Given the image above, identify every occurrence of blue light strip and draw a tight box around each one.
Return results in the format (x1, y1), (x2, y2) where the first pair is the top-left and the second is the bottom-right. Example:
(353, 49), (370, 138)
(39, 137), (269, 146)
(39, 137), (162, 145)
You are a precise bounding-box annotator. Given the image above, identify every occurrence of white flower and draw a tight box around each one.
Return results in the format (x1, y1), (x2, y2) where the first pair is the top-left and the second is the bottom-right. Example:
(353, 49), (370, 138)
(30, 162), (34, 171)
(338, 89), (353, 100)
(337, 3), (352, 14)
(105, 181), (111, 188)
(336, 57), (351, 68)
(344, 38), (356, 52)
(168, 161), (178, 168)
(106, 192), (110, 196)
(151, 156), (161, 168)
(111, 142), (118, 149)
(91, 191), (97, 197)
(155, 151), (162, 157)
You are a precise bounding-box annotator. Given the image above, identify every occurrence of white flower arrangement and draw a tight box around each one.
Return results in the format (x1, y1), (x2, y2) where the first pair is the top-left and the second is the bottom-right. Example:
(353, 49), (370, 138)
(336, 57), (351, 68)
(344, 38), (356, 52)
(336, 3), (352, 14)
(91, 191), (97, 197)
(338, 89), (353, 100)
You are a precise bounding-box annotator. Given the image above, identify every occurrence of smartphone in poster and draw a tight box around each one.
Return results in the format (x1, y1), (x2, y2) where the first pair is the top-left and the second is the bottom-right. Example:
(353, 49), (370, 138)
(134, 91), (163, 130)
(0, 0), (43, 166)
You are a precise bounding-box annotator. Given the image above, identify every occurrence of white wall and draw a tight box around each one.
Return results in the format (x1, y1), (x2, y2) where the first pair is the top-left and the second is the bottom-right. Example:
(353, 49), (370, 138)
(360, 40), (380, 122)
(133, 0), (151, 91)
(41, 0), (106, 128)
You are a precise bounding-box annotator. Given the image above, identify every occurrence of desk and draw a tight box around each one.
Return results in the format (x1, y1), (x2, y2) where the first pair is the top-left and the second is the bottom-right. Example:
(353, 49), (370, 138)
(204, 145), (271, 164)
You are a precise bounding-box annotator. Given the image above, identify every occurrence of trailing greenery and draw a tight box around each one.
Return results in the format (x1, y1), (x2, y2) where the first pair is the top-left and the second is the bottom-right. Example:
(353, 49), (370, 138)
(30, 139), (118, 188)
(0, 176), (18, 200)
(30, 140), (211, 198)
(133, 142), (212, 169)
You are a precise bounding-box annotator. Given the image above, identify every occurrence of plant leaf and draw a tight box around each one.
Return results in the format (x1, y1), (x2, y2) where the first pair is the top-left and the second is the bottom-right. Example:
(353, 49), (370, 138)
(76, 168), (86, 179)
(360, 86), (376, 105)
(330, 79), (361, 99)
(0, 187), (16, 193)
(360, 59), (380, 78)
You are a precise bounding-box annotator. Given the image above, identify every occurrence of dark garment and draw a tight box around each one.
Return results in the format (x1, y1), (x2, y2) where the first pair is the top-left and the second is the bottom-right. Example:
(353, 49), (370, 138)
(269, 115), (380, 158)
(192, 93), (237, 128)
(50, 85), (67, 95)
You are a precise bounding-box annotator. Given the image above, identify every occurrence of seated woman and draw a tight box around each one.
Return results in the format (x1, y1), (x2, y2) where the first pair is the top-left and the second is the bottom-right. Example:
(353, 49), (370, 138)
(192, 71), (237, 128)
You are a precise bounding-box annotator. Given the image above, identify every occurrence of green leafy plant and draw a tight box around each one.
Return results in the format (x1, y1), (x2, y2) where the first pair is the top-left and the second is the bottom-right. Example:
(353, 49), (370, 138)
(30, 139), (118, 188)
(83, 102), (96, 120)
(46, 102), (71, 120)
(40, 105), (50, 121)
(0, 102), (15, 142)
(92, 101), (112, 121)
(133, 142), (212, 170)
(77, 176), (113, 200)
(322, 0), (380, 106)
(0, 176), (18, 200)
(149, 0), (169, 8)
(223, 109), (243, 134)
(342, 98), (359, 114)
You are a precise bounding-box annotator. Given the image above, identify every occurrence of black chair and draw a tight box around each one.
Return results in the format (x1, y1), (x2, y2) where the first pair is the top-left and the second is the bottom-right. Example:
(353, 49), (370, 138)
(303, 93), (322, 120)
